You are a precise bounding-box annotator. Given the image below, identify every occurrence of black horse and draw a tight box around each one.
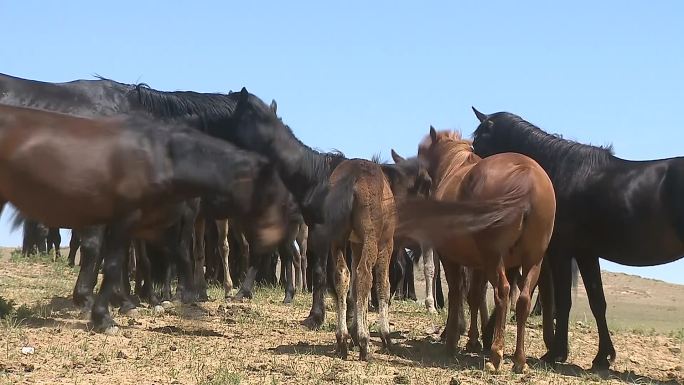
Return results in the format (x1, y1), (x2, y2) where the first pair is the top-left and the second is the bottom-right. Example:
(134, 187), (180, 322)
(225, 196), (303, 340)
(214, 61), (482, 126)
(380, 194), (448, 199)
(471, 107), (684, 369)
(0, 73), (293, 309)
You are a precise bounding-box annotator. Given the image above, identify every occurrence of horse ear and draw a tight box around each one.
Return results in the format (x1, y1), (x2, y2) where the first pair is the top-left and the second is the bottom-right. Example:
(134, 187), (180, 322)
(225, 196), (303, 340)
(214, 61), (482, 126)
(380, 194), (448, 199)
(472, 107), (488, 123)
(390, 149), (405, 164)
(239, 87), (249, 104)
(429, 126), (437, 142)
(270, 99), (278, 114)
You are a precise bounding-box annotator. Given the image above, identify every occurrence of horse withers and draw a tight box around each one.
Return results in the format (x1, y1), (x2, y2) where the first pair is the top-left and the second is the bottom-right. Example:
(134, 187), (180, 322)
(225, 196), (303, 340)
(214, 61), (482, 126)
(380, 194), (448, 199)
(0, 104), (290, 333)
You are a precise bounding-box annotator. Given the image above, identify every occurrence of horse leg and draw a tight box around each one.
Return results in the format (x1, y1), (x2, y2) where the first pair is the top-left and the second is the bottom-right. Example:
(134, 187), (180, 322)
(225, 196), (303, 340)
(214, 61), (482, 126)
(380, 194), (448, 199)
(114, 246), (139, 316)
(512, 260), (542, 374)
(67, 230), (80, 267)
(296, 223), (308, 291)
(435, 256), (445, 309)
(575, 256), (616, 370)
(333, 242), (351, 358)
(537, 258), (555, 350)
(280, 242), (295, 303)
(507, 267), (521, 320)
(422, 246), (437, 314)
(215, 220), (234, 298)
(440, 261), (464, 353)
(192, 217), (209, 299)
(72, 226), (105, 310)
(91, 221), (131, 334)
(354, 235), (376, 361)
(376, 240), (393, 352)
(302, 225), (328, 329)
(134, 240), (158, 306)
(465, 269), (486, 352)
(405, 254), (417, 301)
(541, 255), (572, 364)
(389, 248), (402, 300)
(486, 260), (510, 372)
(293, 234), (303, 293)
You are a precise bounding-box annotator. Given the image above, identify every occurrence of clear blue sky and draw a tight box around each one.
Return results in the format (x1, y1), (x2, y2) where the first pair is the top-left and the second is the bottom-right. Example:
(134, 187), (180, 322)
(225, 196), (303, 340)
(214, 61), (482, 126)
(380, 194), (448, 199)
(1, 1), (683, 284)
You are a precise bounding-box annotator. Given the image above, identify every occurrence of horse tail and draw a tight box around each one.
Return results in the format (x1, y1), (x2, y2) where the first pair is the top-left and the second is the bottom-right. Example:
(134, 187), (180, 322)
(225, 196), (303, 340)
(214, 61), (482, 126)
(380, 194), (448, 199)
(10, 208), (27, 233)
(321, 174), (357, 243)
(395, 183), (532, 247)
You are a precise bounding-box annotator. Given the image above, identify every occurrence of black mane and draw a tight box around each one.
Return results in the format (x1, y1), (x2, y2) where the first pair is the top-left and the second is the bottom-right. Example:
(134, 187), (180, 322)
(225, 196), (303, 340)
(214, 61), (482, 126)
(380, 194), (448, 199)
(473, 112), (616, 189)
(94, 75), (240, 124)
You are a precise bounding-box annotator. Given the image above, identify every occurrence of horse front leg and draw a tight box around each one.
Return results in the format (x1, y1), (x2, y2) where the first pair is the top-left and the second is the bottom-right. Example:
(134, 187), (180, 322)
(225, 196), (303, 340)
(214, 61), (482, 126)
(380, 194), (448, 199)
(91, 221), (131, 334)
(576, 256), (616, 370)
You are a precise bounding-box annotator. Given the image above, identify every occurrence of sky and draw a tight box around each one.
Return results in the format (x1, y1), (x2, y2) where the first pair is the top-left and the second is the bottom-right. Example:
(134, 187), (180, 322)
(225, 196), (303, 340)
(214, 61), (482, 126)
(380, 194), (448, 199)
(1, 1), (683, 284)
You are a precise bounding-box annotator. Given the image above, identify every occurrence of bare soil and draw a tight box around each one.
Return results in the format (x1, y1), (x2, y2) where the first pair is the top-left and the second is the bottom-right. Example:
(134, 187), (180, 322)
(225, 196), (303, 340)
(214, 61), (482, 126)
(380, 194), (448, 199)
(1, 248), (683, 384)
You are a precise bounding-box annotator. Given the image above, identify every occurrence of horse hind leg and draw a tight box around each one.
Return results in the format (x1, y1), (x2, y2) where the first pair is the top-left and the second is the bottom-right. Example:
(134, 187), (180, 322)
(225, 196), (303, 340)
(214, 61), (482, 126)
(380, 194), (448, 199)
(422, 246), (437, 314)
(376, 240), (393, 352)
(486, 259), (510, 373)
(333, 243), (351, 358)
(354, 236), (376, 361)
(512, 260), (542, 374)
(215, 220), (234, 298)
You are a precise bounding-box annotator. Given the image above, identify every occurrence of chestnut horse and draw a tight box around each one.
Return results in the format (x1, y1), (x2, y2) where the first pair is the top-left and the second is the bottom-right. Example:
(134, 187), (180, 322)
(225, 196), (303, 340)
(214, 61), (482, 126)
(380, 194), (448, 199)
(396, 128), (555, 373)
(0, 104), (288, 333)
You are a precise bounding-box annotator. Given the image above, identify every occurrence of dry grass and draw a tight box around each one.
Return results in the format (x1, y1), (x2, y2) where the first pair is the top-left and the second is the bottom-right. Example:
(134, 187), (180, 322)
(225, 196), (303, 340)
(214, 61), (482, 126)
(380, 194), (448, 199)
(1, 248), (683, 384)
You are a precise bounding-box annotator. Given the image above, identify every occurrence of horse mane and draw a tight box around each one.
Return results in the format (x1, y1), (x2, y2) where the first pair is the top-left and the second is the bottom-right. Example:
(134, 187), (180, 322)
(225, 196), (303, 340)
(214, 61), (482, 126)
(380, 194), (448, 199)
(418, 130), (480, 185)
(93, 75), (240, 125)
(476, 112), (615, 186)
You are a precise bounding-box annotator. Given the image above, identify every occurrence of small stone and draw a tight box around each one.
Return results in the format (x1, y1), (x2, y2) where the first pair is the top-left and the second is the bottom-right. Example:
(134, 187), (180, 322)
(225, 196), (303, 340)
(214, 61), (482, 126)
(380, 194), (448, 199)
(393, 374), (410, 384)
(669, 346), (681, 354)
(161, 301), (174, 309)
(21, 347), (35, 355)
(23, 363), (35, 372)
(449, 377), (461, 385)
(103, 326), (119, 336)
(122, 331), (133, 339)
(116, 350), (128, 359)
(169, 345), (177, 352)
(127, 318), (141, 326)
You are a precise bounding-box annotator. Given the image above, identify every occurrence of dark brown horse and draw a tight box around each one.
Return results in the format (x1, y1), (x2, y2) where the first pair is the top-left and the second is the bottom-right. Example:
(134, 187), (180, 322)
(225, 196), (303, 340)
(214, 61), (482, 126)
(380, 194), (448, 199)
(0, 104), (289, 332)
(396, 128), (556, 373)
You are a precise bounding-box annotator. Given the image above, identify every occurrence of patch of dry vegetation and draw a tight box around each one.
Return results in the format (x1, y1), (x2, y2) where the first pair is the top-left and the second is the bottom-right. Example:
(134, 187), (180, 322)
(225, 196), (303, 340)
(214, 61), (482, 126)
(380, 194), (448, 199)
(0, 248), (682, 384)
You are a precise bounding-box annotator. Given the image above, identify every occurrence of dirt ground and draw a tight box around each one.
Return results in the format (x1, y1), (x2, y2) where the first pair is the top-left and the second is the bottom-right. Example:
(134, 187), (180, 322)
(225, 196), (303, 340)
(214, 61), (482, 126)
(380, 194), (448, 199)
(1, 248), (683, 385)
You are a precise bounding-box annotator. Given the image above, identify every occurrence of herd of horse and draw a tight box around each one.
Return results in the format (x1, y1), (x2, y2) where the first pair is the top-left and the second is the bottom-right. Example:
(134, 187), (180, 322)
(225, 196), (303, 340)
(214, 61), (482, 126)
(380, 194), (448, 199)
(2, 72), (683, 374)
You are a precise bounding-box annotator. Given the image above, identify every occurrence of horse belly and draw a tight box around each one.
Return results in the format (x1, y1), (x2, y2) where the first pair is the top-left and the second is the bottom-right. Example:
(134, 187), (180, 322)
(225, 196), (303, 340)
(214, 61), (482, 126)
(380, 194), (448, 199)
(437, 237), (484, 268)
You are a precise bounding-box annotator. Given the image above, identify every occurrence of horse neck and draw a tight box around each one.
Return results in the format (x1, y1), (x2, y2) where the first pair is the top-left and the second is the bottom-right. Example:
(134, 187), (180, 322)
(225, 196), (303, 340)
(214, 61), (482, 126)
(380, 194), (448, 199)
(497, 126), (615, 183)
(263, 127), (331, 200)
(431, 144), (480, 195)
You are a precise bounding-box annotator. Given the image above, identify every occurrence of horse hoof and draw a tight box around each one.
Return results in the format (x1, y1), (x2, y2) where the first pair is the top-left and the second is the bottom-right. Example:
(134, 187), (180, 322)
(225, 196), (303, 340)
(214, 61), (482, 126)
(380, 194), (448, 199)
(153, 305), (165, 314)
(103, 325), (119, 336)
(513, 362), (529, 374)
(484, 362), (498, 373)
(591, 358), (611, 371)
(283, 297), (294, 305)
(465, 340), (483, 353)
(160, 301), (174, 309)
(301, 315), (323, 330)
